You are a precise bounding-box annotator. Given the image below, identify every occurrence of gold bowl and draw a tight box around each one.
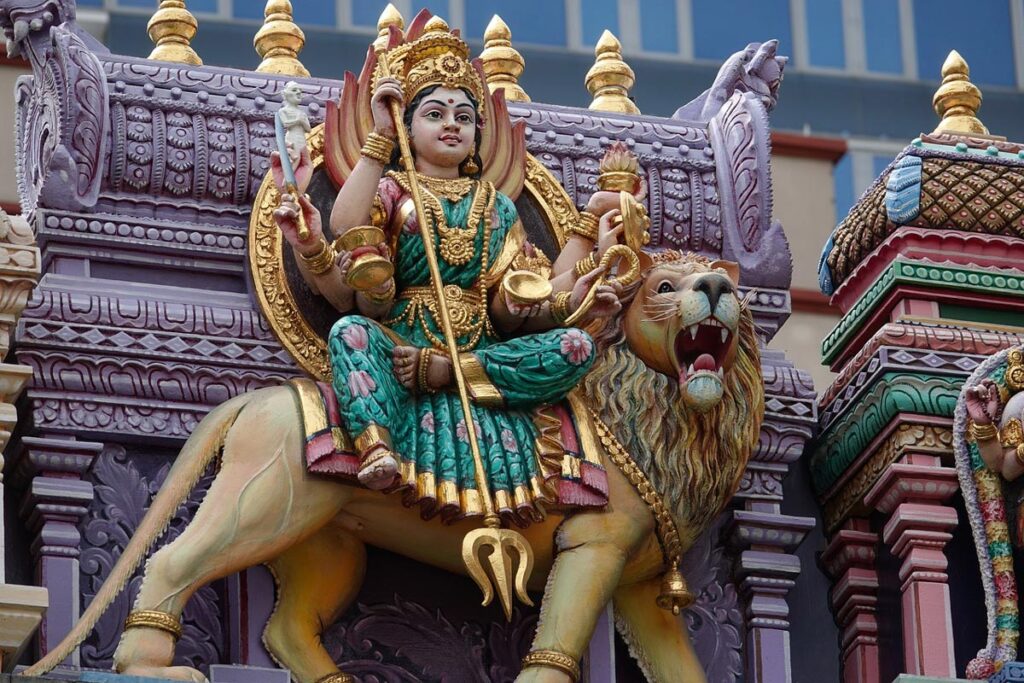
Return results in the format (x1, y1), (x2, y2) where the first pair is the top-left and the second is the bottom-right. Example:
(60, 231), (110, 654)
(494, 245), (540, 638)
(338, 225), (386, 251)
(336, 226), (394, 291)
(502, 269), (552, 305)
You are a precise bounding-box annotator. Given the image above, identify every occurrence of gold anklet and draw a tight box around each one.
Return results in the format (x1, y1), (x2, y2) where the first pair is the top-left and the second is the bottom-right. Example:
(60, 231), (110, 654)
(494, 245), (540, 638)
(124, 609), (183, 641)
(315, 673), (356, 683)
(521, 649), (580, 682)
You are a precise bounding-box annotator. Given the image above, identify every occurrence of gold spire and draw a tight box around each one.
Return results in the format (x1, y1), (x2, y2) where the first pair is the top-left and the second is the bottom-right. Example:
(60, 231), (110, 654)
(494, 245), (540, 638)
(931, 50), (988, 136)
(147, 0), (202, 65)
(585, 30), (639, 115)
(254, 0), (310, 77)
(374, 3), (404, 51)
(480, 15), (529, 102)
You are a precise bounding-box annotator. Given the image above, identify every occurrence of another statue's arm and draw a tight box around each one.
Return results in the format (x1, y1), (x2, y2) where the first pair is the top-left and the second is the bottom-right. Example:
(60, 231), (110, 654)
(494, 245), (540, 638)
(612, 577), (708, 683)
(977, 438), (1024, 481)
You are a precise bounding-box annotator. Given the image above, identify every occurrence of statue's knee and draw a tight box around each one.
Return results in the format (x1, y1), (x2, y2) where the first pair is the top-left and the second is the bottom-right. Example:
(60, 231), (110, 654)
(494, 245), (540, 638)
(557, 328), (596, 371)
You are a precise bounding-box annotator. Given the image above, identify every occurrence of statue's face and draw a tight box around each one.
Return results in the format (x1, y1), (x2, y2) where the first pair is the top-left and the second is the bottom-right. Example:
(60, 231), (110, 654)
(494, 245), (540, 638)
(624, 259), (742, 412)
(282, 83), (302, 105)
(409, 87), (476, 171)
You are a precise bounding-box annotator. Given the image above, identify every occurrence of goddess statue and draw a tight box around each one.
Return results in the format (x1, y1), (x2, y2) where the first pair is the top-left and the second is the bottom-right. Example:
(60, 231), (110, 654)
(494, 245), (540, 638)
(270, 15), (630, 505)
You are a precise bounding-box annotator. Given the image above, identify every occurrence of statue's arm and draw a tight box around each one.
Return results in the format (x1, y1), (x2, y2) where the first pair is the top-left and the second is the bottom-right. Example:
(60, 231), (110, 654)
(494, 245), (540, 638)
(977, 439), (1024, 481)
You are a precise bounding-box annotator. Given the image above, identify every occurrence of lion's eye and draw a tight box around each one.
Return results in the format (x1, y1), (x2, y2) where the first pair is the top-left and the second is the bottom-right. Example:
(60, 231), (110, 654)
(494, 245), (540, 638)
(657, 282), (674, 294)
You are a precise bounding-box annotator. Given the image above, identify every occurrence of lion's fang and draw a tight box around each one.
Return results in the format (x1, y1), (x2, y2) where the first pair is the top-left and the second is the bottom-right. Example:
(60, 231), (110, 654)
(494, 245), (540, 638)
(689, 325), (698, 339)
(721, 328), (728, 343)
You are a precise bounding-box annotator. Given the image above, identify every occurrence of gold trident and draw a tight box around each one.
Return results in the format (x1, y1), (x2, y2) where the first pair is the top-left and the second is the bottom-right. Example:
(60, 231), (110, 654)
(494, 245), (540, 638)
(376, 46), (534, 620)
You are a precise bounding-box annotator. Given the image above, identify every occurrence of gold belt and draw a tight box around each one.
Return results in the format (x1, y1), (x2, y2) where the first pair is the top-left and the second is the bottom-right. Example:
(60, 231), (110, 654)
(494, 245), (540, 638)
(387, 284), (493, 351)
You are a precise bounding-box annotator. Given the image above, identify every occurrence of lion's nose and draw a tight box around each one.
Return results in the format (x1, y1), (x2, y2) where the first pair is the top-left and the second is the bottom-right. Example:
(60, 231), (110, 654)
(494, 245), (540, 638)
(693, 274), (735, 312)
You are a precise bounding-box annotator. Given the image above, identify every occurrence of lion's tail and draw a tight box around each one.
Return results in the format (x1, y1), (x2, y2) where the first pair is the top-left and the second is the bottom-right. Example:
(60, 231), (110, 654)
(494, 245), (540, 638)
(23, 393), (249, 676)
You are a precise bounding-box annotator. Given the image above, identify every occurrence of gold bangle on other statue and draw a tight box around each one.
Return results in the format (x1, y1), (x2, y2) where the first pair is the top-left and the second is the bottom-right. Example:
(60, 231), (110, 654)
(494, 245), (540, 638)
(574, 254), (597, 279)
(300, 237), (336, 276)
(551, 290), (574, 325)
(569, 211), (599, 242)
(124, 610), (184, 641)
(418, 347), (435, 394)
(361, 131), (395, 165)
(314, 673), (356, 683)
(521, 650), (580, 683)
(969, 420), (999, 443)
(363, 278), (395, 305)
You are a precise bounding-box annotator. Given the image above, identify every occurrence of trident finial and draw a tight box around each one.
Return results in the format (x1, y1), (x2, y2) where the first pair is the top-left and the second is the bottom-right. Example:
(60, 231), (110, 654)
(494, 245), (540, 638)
(374, 3), (404, 51)
(147, 0), (202, 65)
(586, 30), (639, 114)
(480, 15), (530, 102)
(254, 0), (310, 77)
(931, 50), (988, 136)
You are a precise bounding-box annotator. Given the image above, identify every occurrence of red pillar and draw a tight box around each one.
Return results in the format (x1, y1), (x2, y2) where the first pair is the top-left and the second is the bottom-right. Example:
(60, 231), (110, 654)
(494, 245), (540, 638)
(822, 518), (880, 683)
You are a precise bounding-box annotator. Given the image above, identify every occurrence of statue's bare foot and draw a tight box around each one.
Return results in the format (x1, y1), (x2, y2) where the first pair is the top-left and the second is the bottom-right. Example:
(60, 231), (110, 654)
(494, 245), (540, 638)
(392, 346), (453, 392)
(357, 445), (398, 490)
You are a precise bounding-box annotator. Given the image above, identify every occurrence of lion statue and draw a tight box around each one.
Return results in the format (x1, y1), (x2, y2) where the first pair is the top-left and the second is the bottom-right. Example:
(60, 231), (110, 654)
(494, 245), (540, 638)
(25, 253), (763, 683)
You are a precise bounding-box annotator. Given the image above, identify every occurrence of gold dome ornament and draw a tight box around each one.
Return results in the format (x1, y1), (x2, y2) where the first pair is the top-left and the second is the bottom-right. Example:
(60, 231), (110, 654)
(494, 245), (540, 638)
(147, 0), (202, 65)
(374, 3), (405, 52)
(931, 50), (989, 136)
(480, 15), (530, 102)
(585, 30), (639, 115)
(254, 0), (310, 77)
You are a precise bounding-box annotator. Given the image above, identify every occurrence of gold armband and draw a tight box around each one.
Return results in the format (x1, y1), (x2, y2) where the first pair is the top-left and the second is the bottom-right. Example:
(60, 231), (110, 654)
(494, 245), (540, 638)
(574, 254), (597, 278)
(569, 211), (599, 242)
(969, 420), (999, 443)
(551, 290), (574, 325)
(124, 610), (184, 641)
(521, 650), (580, 683)
(361, 131), (395, 165)
(300, 237), (336, 275)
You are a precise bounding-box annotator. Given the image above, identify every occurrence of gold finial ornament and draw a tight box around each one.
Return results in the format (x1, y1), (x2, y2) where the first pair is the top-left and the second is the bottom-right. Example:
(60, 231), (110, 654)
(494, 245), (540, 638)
(147, 0), (202, 66)
(480, 15), (530, 102)
(931, 50), (988, 136)
(254, 0), (310, 77)
(374, 3), (404, 51)
(585, 30), (639, 115)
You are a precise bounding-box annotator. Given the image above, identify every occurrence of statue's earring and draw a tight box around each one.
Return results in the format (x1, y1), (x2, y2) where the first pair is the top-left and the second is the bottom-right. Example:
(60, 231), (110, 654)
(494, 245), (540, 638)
(462, 143), (479, 175)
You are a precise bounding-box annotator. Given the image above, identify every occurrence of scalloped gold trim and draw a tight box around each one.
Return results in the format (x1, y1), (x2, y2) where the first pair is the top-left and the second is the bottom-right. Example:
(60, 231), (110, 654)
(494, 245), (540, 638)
(249, 125), (577, 380)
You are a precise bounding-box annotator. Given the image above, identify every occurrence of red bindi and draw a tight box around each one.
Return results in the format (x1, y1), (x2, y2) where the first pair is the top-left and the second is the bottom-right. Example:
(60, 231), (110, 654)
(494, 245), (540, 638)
(448, 98), (454, 104)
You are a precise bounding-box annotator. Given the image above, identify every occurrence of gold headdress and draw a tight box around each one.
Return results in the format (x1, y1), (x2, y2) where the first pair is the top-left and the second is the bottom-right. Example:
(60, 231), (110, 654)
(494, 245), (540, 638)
(383, 16), (487, 110)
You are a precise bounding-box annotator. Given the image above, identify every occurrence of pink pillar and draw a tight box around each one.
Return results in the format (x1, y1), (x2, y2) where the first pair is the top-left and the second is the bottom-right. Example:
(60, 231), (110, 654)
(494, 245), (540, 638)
(864, 455), (959, 678)
(821, 518), (880, 683)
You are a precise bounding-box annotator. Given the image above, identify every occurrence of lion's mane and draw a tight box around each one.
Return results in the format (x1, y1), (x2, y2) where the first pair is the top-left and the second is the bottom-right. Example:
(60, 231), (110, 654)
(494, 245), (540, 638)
(582, 310), (763, 544)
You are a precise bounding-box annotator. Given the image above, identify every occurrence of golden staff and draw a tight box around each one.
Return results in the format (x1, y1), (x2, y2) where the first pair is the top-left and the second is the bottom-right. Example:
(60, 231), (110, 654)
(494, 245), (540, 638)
(376, 48), (533, 619)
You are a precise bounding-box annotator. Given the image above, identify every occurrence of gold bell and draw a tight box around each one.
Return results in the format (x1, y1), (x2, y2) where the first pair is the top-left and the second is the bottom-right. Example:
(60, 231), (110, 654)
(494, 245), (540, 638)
(656, 563), (695, 615)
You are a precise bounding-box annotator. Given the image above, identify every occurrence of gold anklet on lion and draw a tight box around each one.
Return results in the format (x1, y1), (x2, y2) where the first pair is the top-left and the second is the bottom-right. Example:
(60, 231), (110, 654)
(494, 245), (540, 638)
(124, 610), (183, 641)
(521, 649), (581, 682)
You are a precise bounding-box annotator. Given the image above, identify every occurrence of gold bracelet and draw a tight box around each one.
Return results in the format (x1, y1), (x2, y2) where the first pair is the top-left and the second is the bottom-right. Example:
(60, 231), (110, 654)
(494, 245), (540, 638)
(574, 254), (597, 278)
(569, 211), (599, 242)
(551, 290), (573, 325)
(314, 673), (356, 683)
(300, 237), (336, 275)
(521, 650), (580, 683)
(969, 420), (999, 442)
(363, 278), (395, 304)
(361, 131), (395, 165)
(124, 610), (184, 641)
(418, 348), (435, 394)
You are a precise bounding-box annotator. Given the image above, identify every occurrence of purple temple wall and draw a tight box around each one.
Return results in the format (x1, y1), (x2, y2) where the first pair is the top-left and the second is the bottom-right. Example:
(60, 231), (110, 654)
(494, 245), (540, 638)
(2, 4), (828, 681)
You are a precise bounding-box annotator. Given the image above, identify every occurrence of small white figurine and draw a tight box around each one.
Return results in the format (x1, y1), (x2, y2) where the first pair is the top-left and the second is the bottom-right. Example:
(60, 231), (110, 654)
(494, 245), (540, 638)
(276, 80), (310, 166)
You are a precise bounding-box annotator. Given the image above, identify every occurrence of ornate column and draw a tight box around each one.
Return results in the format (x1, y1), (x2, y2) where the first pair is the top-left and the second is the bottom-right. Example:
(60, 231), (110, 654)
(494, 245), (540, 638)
(864, 456), (959, 678)
(15, 436), (102, 665)
(821, 519), (880, 683)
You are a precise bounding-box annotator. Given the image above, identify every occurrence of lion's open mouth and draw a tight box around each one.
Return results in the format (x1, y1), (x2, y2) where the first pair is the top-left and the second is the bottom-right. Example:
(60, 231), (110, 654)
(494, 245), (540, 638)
(674, 317), (732, 386)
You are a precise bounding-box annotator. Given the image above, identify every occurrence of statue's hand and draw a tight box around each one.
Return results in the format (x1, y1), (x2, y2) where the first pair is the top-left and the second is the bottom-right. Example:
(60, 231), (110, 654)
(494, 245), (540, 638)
(503, 288), (543, 319)
(569, 267), (623, 324)
(270, 147), (313, 195)
(585, 180), (647, 217)
(273, 193), (324, 255)
(966, 379), (1001, 425)
(371, 76), (404, 139)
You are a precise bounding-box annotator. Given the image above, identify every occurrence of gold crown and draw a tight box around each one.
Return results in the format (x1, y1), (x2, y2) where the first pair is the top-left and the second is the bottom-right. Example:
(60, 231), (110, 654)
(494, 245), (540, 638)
(380, 15), (486, 112)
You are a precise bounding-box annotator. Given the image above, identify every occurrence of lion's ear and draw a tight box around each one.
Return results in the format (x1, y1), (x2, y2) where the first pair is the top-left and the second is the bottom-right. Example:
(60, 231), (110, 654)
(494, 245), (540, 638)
(710, 260), (740, 286)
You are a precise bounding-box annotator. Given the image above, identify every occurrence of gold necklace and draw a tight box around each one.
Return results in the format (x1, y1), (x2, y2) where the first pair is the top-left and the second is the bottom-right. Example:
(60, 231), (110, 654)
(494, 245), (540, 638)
(388, 171), (484, 266)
